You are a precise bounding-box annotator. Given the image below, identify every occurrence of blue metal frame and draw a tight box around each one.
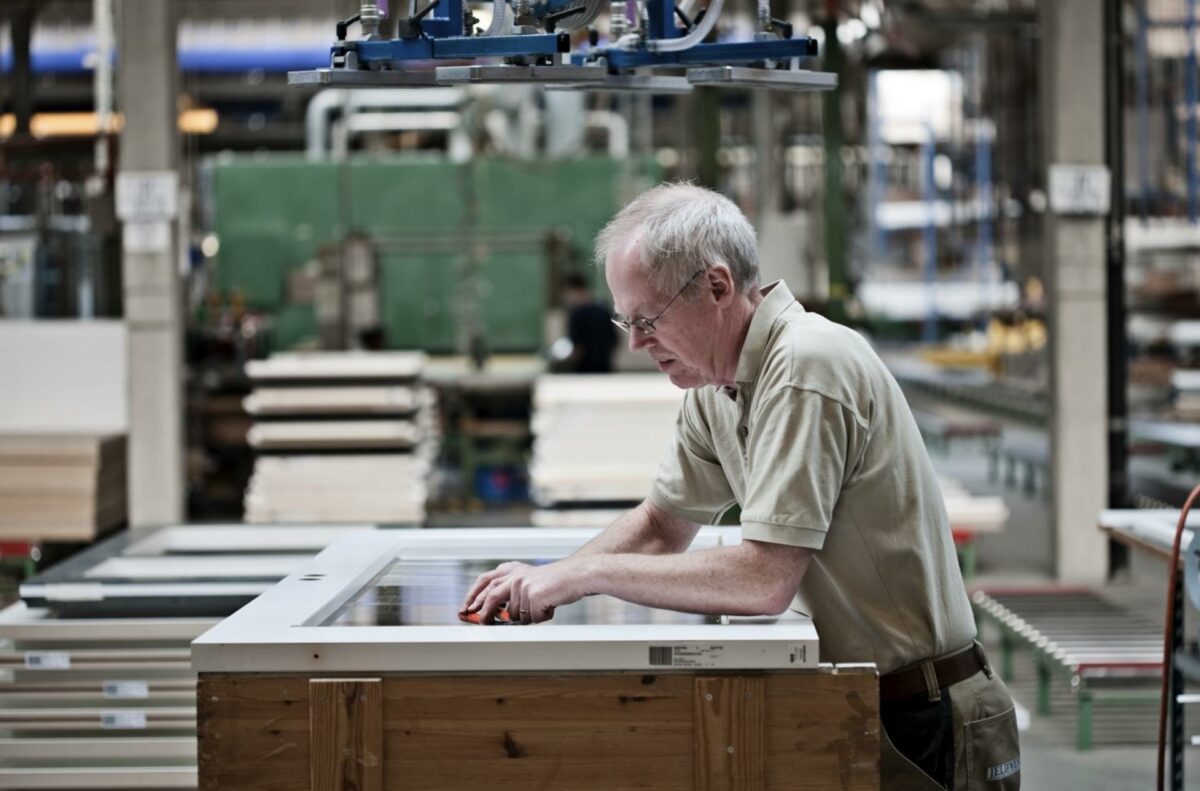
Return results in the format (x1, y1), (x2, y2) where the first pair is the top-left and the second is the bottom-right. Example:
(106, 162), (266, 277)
(334, 0), (815, 72)
(353, 33), (566, 62)
(1189, 0), (1198, 224)
(1136, 0), (1150, 221)
(646, 0), (679, 41)
(867, 70), (887, 265)
(975, 124), (993, 315)
(922, 126), (939, 344)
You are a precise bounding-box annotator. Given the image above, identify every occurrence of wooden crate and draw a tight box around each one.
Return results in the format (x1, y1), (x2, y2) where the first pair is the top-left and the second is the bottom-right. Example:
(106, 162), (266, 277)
(198, 665), (878, 791)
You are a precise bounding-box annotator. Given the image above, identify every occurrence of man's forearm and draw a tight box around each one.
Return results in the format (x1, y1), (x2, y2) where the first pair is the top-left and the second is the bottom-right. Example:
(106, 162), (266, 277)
(573, 499), (697, 557)
(576, 542), (809, 616)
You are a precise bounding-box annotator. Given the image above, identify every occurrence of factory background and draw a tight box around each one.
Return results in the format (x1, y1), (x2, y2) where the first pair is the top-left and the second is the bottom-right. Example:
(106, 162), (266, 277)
(1, 0), (1198, 788)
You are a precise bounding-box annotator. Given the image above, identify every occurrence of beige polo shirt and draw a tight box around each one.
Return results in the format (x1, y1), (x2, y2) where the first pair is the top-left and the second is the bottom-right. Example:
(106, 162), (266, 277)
(648, 280), (976, 674)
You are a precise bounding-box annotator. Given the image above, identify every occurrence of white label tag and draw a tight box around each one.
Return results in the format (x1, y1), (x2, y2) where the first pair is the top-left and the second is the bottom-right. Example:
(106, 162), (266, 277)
(116, 171), (178, 221)
(24, 652), (70, 670)
(648, 644), (725, 668)
(101, 710), (147, 730)
(103, 681), (149, 699)
(43, 583), (105, 602)
(1048, 164), (1111, 215)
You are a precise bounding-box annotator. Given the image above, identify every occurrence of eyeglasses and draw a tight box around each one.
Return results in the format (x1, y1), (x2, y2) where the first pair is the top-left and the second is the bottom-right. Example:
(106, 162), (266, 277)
(611, 270), (705, 337)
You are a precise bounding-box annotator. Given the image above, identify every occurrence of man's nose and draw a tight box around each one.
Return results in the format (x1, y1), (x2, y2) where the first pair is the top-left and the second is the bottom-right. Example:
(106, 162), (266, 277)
(629, 331), (650, 352)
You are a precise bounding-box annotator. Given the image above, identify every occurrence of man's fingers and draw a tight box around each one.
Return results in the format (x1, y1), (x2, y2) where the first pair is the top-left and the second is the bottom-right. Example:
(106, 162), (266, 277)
(509, 579), (531, 625)
(461, 575), (492, 611)
(477, 580), (513, 624)
(468, 580), (498, 614)
(462, 563), (530, 612)
(463, 568), (511, 612)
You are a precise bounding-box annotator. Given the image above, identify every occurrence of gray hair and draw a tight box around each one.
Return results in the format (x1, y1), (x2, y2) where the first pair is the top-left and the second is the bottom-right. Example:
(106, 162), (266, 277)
(594, 182), (760, 299)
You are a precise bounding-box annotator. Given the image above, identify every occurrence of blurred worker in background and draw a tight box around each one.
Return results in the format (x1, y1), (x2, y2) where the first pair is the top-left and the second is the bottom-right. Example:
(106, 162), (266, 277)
(561, 271), (617, 374)
(465, 183), (1019, 791)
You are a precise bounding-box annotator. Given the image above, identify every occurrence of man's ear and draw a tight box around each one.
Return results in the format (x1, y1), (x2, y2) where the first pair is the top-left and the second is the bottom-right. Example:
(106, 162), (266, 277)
(707, 265), (734, 303)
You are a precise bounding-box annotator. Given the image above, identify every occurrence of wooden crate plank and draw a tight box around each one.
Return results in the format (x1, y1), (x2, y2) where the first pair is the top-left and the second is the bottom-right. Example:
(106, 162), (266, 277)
(380, 674), (694, 790)
(766, 668), (879, 789)
(198, 669), (880, 791)
(198, 676), (311, 791)
(309, 678), (383, 791)
(694, 676), (765, 791)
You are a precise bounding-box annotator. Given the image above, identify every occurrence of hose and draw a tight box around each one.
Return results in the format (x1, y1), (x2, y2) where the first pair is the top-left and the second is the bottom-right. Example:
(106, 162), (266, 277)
(1156, 481), (1200, 791)
(482, 0), (508, 35)
(645, 0), (722, 52)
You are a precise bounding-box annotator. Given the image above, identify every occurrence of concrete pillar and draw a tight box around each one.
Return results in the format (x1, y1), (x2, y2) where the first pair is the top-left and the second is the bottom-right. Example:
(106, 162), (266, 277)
(117, 0), (184, 526)
(1040, 0), (1108, 581)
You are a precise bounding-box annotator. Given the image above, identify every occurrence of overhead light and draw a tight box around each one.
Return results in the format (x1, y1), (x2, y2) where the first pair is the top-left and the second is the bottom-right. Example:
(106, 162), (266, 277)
(0, 109), (218, 138)
(860, 3), (882, 29)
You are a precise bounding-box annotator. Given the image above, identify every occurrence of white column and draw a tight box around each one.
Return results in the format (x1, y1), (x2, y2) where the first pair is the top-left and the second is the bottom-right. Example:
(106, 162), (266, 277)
(117, 0), (184, 526)
(1040, 0), (1108, 581)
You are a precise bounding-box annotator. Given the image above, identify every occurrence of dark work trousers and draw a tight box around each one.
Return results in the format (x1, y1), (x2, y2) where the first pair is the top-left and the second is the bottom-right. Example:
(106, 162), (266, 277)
(879, 669), (1020, 790)
(881, 693), (956, 788)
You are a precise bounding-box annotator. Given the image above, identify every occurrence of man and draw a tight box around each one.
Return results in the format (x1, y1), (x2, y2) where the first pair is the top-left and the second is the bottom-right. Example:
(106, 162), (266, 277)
(462, 183), (1019, 790)
(562, 271), (618, 373)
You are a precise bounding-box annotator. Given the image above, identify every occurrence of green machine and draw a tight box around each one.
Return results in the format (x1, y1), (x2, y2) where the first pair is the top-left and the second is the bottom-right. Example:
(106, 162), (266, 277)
(209, 155), (646, 352)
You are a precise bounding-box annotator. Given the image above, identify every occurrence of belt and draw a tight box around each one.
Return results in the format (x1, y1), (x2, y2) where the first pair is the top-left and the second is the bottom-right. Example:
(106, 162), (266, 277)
(879, 642), (989, 703)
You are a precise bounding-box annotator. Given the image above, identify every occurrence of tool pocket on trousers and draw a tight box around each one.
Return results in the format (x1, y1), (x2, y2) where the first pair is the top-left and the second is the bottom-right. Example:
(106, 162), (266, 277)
(880, 726), (945, 791)
(964, 706), (1020, 790)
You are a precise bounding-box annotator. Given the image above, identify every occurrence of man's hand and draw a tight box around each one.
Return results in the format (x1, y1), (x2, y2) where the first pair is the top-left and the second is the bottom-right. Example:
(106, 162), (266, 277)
(460, 557), (593, 625)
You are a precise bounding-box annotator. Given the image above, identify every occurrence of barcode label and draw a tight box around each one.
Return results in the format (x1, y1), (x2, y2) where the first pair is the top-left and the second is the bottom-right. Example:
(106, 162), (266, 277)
(101, 711), (147, 730)
(24, 652), (70, 670)
(648, 644), (725, 668)
(103, 681), (149, 699)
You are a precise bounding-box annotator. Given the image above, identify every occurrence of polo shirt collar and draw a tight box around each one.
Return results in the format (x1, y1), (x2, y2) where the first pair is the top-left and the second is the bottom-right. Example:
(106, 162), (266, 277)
(734, 280), (798, 387)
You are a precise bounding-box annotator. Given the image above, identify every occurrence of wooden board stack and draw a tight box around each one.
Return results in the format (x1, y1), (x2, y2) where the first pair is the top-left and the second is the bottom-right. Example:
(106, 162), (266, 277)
(529, 374), (685, 519)
(0, 434), (127, 542)
(242, 352), (435, 525)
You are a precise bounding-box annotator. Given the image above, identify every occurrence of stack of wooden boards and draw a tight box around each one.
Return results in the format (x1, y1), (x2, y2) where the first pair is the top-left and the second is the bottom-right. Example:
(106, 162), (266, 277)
(243, 352), (435, 524)
(0, 434), (126, 542)
(529, 374), (685, 523)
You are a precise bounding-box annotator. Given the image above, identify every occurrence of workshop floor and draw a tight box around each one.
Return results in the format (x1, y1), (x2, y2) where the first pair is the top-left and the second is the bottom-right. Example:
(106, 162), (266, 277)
(931, 436), (1200, 789)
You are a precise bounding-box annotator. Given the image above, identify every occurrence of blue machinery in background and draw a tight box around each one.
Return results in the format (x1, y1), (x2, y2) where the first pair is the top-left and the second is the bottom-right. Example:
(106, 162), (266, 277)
(1134, 0), (1200, 224)
(288, 0), (836, 92)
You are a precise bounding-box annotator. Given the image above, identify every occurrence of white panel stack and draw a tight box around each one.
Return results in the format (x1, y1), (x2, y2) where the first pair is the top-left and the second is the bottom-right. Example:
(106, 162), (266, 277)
(529, 374), (685, 514)
(243, 352), (436, 525)
(0, 602), (208, 789)
(0, 435), (127, 541)
(528, 373), (1008, 534)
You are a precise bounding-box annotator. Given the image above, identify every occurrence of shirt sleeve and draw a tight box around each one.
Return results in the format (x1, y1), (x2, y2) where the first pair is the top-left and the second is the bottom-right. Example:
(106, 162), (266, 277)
(648, 392), (737, 525)
(739, 385), (867, 551)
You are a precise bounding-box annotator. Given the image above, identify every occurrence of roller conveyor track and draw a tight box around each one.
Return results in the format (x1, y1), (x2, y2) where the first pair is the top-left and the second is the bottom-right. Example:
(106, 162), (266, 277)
(972, 590), (1162, 673)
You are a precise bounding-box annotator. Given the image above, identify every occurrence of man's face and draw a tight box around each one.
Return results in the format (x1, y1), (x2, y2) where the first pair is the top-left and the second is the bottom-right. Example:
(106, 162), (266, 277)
(604, 241), (714, 390)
